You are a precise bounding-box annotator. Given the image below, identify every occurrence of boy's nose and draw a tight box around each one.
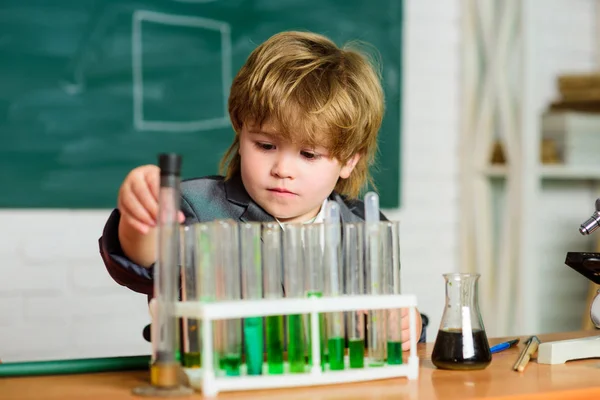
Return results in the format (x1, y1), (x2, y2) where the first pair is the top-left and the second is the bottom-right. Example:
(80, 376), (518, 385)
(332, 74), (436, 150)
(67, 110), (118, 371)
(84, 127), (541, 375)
(271, 154), (295, 179)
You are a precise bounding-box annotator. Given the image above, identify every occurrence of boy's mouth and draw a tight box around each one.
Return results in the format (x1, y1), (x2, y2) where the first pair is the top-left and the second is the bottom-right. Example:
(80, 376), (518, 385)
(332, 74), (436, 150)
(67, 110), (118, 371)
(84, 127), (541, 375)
(268, 187), (297, 196)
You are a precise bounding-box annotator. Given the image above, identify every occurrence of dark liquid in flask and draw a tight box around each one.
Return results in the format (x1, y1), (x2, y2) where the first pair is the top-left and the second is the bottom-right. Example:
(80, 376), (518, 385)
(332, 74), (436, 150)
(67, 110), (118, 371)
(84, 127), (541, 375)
(431, 328), (491, 370)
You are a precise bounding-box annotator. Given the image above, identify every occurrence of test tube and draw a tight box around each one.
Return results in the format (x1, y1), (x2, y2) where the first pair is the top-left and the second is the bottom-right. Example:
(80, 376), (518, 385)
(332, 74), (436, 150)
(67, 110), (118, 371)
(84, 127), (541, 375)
(263, 223), (284, 374)
(324, 202), (345, 370)
(152, 153), (182, 387)
(196, 223), (217, 372)
(344, 223), (365, 368)
(365, 192), (384, 367)
(382, 221), (403, 365)
(180, 224), (201, 368)
(240, 222), (264, 376)
(283, 223), (306, 373)
(302, 223), (326, 369)
(216, 220), (242, 376)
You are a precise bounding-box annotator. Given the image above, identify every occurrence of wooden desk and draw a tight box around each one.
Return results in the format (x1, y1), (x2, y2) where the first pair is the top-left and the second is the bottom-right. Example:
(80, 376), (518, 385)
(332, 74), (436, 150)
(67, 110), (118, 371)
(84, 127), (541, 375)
(2, 330), (599, 400)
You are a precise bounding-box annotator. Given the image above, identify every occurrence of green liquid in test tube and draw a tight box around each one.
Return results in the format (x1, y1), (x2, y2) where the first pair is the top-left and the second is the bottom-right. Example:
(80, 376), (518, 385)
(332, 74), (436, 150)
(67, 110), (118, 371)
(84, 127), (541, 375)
(303, 224), (327, 369)
(345, 223), (365, 368)
(240, 222), (264, 375)
(266, 315), (284, 374)
(283, 224), (306, 373)
(216, 220), (242, 376)
(263, 224), (284, 375)
(365, 192), (384, 367)
(382, 221), (403, 365)
(325, 202), (345, 370)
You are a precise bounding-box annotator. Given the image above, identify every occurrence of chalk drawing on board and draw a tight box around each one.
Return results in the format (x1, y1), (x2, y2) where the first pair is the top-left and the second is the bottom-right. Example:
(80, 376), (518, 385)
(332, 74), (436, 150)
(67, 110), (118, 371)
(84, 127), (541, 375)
(172, 0), (220, 3)
(132, 10), (232, 132)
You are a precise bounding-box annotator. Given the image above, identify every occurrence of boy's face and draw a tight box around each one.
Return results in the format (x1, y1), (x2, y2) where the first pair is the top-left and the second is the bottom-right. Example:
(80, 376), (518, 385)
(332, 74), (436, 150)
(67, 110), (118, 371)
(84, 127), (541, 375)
(238, 121), (360, 223)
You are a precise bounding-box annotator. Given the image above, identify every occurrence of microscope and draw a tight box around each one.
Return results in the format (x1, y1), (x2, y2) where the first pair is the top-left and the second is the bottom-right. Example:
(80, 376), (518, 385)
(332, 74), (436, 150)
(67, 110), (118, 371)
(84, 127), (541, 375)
(537, 198), (600, 364)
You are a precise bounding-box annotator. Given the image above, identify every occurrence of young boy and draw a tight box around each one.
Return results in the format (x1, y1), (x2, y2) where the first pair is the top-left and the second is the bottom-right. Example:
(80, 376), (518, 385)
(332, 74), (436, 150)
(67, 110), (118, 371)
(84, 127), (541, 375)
(99, 31), (424, 347)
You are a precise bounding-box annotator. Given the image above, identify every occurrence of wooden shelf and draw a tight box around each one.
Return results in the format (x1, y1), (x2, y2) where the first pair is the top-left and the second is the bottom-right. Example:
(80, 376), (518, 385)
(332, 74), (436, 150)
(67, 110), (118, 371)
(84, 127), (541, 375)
(482, 165), (600, 180)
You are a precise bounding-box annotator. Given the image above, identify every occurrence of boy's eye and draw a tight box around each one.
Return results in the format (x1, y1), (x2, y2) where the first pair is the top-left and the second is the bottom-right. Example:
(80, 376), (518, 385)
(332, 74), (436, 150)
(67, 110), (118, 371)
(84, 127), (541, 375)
(301, 151), (320, 160)
(255, 142), (275, 151)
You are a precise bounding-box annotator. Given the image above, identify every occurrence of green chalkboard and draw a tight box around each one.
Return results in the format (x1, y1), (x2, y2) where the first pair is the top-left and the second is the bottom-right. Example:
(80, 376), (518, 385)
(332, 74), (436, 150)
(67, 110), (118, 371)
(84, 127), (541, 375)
(0, 0), (402, 208)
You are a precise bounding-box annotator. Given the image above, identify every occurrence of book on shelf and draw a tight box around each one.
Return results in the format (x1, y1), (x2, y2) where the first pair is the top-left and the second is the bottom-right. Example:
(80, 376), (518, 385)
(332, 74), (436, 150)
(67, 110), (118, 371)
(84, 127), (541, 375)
(541, 111), (600, 166)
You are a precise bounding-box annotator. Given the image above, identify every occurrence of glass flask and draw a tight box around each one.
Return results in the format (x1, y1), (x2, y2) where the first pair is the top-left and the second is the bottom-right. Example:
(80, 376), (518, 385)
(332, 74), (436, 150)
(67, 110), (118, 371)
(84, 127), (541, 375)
(431, 273), (492, 370)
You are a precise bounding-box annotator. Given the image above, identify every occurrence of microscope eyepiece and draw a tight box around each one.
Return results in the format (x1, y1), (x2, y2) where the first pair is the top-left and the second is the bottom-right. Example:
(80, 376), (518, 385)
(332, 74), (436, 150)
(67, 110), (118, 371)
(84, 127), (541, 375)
(580, 211), (600, 235)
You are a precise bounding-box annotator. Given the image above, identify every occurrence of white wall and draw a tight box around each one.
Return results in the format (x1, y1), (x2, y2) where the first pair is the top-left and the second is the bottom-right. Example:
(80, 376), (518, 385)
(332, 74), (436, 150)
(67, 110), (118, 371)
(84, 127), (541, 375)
(0, 0), (596, 362)
(0, 211), (151, 361)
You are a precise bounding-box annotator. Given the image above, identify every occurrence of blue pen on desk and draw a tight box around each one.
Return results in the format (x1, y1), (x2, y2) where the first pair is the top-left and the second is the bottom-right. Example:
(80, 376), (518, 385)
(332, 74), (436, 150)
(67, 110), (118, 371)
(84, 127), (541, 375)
(490, 339), (520, 354)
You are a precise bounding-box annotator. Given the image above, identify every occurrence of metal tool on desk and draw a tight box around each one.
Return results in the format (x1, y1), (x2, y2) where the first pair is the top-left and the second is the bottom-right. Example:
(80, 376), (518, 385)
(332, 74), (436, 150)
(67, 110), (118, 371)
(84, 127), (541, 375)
(513, 336), (540, 372)
(537, 197), (600, 365)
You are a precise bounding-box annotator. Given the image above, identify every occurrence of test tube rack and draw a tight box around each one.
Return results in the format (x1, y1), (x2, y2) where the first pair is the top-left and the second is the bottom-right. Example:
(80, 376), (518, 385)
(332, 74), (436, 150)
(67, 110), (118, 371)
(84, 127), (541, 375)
(173, 293), (420, 397)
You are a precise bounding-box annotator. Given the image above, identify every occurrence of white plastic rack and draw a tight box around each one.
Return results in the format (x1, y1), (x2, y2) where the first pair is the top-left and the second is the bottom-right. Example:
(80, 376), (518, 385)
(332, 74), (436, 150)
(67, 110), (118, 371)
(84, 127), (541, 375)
(174, 294), (420, 397)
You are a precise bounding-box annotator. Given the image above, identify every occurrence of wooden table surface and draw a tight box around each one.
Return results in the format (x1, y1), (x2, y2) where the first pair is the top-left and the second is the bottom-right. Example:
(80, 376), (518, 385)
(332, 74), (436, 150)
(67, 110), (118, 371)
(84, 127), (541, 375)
(2, 330), (599, 400)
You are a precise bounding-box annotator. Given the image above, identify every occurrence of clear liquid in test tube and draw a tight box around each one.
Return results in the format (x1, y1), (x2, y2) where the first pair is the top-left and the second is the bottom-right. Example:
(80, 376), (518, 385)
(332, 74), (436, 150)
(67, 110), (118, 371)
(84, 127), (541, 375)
(344, 222), (365, 368)
(240, 222), (264, 376)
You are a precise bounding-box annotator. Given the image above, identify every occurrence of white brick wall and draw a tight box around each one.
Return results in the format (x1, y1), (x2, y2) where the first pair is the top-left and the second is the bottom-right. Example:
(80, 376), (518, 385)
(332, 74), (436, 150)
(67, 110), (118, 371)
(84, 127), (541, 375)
(1, 0), (595, 362)
(0, 211), (151, 362)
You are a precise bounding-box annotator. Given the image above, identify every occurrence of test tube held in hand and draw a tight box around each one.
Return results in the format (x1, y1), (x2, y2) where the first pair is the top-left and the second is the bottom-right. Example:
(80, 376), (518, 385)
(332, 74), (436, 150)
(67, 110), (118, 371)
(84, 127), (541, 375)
(240, 222), (264, 376)
(382, 221), (403, 365)
(344, 223), (365, 368)
(365, 192), (385, 367)
(152, 153), (182, 387)
(283, 224), (307, 373)
(216, 220), (242, 376)
(324, 202), (345, 370)
(263, 224), (284, 374)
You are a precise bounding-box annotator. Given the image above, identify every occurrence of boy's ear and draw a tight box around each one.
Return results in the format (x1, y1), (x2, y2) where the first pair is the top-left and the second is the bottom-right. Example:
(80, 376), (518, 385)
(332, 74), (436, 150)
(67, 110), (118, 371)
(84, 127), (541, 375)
(339, 153), (361, 179)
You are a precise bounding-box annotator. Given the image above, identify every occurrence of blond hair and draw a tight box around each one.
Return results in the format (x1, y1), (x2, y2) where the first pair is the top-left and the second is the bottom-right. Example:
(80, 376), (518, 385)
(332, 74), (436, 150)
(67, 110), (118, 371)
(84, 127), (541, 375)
(221, 31), (384, 198)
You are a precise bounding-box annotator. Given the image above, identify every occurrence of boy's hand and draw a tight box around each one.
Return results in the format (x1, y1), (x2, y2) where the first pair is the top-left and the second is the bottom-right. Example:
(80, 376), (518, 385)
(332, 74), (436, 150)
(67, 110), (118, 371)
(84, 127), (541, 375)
(117, 165), (184, 234)
(401, 307), (423, 351)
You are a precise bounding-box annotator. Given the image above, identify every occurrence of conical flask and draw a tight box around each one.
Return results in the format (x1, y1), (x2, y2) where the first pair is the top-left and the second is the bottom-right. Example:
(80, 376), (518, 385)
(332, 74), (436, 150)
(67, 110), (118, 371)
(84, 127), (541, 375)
(431, 273), (491, 370)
